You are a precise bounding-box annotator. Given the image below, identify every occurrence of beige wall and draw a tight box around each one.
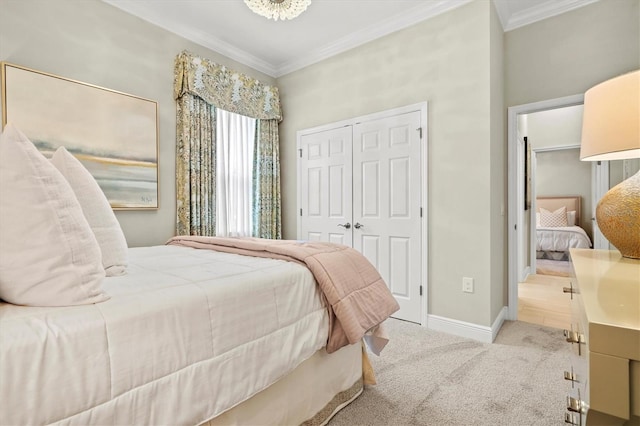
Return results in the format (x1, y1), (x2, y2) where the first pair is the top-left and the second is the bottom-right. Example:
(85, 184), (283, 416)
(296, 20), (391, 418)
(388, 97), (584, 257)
(527, 105), (583, 150)
(489, 2), (506, 324)
(506, 0), (640, 108)
(0, 0), (275, 247)
(278, 0), (500, 327)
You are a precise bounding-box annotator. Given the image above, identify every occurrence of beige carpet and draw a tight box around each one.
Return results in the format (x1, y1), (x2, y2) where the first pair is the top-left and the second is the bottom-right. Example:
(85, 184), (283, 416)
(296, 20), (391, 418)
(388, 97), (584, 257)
(330, 319), (570, 426)
(536, 259), (572, 277)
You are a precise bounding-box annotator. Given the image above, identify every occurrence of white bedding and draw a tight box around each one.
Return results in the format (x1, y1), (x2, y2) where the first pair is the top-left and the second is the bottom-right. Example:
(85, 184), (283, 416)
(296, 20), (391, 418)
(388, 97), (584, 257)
(0, 245), (329, 425)
(536, 226), (592, 252)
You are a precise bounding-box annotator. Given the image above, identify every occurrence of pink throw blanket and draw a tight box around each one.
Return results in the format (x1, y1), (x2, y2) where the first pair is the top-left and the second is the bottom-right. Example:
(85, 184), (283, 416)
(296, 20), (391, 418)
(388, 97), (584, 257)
(166, 236), (399, 353)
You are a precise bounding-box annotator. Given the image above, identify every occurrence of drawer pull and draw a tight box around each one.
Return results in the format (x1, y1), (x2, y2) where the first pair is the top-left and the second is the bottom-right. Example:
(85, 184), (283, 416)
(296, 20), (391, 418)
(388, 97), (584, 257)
(564, 412), (579, 425)
(567, 396), (583, 413)
(562, 282), (577, 299)
(564, 330), (579, 343)
(564, 370), (578, 386)
(564, 330), (586, 355)
(564, 330), (586, 344)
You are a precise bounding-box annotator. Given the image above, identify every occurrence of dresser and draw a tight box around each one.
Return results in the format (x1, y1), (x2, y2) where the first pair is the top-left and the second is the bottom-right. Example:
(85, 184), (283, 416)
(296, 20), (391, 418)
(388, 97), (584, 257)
(565, 249), (640, 425)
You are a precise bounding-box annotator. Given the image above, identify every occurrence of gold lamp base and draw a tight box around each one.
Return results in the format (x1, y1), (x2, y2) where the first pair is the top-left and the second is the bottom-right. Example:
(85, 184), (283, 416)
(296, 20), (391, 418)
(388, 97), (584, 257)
(596, 170), (640, 259)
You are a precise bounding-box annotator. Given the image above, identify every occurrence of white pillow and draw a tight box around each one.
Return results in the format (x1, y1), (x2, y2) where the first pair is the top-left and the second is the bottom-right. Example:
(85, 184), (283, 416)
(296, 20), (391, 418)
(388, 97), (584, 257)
(540, 206), (568, 227)
(51, 147), (128, 276)
(0, 124), (108, 306)
(537, 210), (576, 227)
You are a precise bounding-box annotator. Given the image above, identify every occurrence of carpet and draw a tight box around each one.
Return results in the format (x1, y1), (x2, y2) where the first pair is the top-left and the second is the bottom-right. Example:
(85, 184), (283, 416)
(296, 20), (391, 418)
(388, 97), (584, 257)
(330, 319), (571, 426)
(536, 259), (572, 277)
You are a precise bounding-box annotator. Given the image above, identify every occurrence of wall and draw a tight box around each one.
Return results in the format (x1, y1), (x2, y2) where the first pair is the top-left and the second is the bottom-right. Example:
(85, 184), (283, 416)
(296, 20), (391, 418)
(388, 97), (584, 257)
(278, 0), (501, 328)
(489, 2), (506, 324)
(506, 0), (640, 108)
(527, 105), (583, 150)
(0, 0), (275, 247)
(535, 149), (593, 239)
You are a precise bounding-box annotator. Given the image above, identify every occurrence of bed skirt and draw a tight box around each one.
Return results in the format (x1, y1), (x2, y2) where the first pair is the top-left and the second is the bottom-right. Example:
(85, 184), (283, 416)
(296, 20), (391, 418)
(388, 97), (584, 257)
(201, 342), (363, 426)
(536, 250), (570, 261)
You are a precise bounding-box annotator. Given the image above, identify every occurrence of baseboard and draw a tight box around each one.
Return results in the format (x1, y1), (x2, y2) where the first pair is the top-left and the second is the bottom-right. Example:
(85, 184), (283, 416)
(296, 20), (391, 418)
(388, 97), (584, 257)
(523, 266), (531, 281)
(491, 306), (508, 342)
(427, 307), (508, 344)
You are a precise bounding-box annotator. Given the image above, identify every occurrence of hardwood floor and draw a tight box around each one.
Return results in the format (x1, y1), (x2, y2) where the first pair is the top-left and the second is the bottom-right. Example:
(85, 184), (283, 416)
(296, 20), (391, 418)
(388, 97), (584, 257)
(518, 274), (572, 330)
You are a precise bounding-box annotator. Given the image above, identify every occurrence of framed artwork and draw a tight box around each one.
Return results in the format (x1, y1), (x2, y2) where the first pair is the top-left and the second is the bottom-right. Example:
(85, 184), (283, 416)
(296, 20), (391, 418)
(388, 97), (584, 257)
(1, 62), (158, 209)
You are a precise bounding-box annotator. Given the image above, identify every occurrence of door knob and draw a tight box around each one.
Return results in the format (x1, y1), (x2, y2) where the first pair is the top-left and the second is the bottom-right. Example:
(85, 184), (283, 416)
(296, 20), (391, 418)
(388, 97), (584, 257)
(354, 222), (363, 229)
(337, 223), (351, 229)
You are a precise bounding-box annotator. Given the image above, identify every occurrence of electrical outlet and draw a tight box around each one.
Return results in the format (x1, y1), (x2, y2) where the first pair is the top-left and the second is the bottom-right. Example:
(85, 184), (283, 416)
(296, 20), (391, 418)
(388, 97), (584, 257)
(462, 277), (474, 293)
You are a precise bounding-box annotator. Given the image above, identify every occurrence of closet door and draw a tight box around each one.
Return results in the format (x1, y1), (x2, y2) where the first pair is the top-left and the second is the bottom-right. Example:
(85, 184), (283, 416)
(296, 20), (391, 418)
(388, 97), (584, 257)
(299, 127), (353, 245)
(353, 111), (422, 323)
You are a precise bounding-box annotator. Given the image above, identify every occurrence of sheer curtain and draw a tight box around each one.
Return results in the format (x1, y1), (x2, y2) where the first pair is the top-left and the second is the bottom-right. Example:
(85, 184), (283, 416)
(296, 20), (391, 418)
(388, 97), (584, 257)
(215, 108), (256, 237)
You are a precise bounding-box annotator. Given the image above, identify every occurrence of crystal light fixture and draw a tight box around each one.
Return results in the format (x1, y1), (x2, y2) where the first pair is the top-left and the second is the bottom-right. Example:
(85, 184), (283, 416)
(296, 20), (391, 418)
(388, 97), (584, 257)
(244, 0), (311, 21)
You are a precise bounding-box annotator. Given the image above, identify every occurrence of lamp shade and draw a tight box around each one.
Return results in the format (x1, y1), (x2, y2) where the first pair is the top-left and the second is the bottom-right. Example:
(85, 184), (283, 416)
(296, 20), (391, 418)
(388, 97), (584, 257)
(580, 70), (640, 161)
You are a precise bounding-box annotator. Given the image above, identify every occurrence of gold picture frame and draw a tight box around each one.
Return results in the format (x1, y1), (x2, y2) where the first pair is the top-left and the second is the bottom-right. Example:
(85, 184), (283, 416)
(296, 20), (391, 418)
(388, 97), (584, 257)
(1, 62), (159, 209)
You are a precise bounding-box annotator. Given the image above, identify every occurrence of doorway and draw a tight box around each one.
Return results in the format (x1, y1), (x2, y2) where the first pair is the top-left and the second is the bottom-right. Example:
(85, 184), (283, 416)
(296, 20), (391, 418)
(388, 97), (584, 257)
(507, 94), (584, 321)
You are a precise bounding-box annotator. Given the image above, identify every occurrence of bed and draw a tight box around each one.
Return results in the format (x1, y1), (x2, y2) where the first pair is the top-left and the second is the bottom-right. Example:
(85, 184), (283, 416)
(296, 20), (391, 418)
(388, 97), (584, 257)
(0, 124), (397, 426)
(536, 196), (592, 259)
(0, 243), (389, 425)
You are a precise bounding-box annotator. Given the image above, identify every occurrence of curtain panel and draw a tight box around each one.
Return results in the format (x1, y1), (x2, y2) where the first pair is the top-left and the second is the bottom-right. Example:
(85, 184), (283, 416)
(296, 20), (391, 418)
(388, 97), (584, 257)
(253, 119), (282, 239)
(174, 51), (282, 238)
(176, 95), (216, 236)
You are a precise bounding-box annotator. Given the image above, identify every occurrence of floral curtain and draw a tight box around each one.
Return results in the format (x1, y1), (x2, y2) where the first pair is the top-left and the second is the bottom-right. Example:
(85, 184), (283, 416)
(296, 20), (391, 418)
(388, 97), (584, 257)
(174, 51), (282, 238)
(176, 95), (216, 236)
(253, 120), (281, 239)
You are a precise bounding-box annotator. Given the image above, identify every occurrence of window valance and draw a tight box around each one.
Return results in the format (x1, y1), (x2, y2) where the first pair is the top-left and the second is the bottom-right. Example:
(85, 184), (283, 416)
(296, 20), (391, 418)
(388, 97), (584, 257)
(174, 51), (282, 121)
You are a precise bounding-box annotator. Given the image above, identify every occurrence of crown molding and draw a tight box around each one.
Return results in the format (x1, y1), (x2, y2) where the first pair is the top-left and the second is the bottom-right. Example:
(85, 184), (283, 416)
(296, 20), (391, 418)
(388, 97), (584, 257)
(491, 0), (510, 31)
(275, 0), (473, 77)
(103, 0), (599, 78)
(101, 0), (278, 77)
(171, 26), (278, 77)
(503, 0), (599, 32)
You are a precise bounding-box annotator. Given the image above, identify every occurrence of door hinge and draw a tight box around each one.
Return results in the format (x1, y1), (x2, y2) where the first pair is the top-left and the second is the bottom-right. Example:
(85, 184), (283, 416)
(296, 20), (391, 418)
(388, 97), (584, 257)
(420, 207), (423, 217)
(419, 285), (423, 296)
(417, 127), (423, 139)
(300, 208), (303, 216)
(298, 148), (302, 158)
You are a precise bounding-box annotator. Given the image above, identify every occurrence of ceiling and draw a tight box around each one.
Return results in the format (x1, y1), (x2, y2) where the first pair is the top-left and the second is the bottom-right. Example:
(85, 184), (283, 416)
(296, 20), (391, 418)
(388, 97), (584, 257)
(101, 0), (598, 78)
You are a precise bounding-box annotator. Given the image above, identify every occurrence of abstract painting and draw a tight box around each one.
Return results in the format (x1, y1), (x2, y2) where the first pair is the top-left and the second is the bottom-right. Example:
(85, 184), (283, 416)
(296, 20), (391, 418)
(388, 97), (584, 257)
(1, 62), (158, 209)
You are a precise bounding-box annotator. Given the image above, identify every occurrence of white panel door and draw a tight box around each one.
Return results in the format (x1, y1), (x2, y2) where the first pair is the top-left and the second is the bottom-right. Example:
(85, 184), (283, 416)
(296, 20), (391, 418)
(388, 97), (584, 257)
(300, 127), (353, 245)
(353, 111), (422, 323)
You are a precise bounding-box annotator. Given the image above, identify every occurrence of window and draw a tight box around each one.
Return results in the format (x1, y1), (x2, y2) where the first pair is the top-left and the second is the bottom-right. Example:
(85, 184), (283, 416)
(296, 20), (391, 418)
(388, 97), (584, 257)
(215, 109), (256, 237)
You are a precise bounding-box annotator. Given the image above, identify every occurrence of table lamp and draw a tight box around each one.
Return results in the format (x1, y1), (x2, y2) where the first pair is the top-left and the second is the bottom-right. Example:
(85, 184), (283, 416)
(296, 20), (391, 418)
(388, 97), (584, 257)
(580, 70), (640, 259)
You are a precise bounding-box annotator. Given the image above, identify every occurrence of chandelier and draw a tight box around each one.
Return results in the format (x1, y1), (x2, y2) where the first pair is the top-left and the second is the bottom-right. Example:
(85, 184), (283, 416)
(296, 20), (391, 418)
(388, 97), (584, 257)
(244, 0), (312, 21)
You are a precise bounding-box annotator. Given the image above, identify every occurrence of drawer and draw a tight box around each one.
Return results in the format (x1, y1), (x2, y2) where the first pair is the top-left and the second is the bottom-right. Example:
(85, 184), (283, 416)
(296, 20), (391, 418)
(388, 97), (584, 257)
(590, 352), (630, 419)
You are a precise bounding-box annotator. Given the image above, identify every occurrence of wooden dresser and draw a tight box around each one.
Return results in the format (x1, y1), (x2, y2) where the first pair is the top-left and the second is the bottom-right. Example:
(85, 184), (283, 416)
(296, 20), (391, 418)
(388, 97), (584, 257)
(565, 249), (640, 425)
